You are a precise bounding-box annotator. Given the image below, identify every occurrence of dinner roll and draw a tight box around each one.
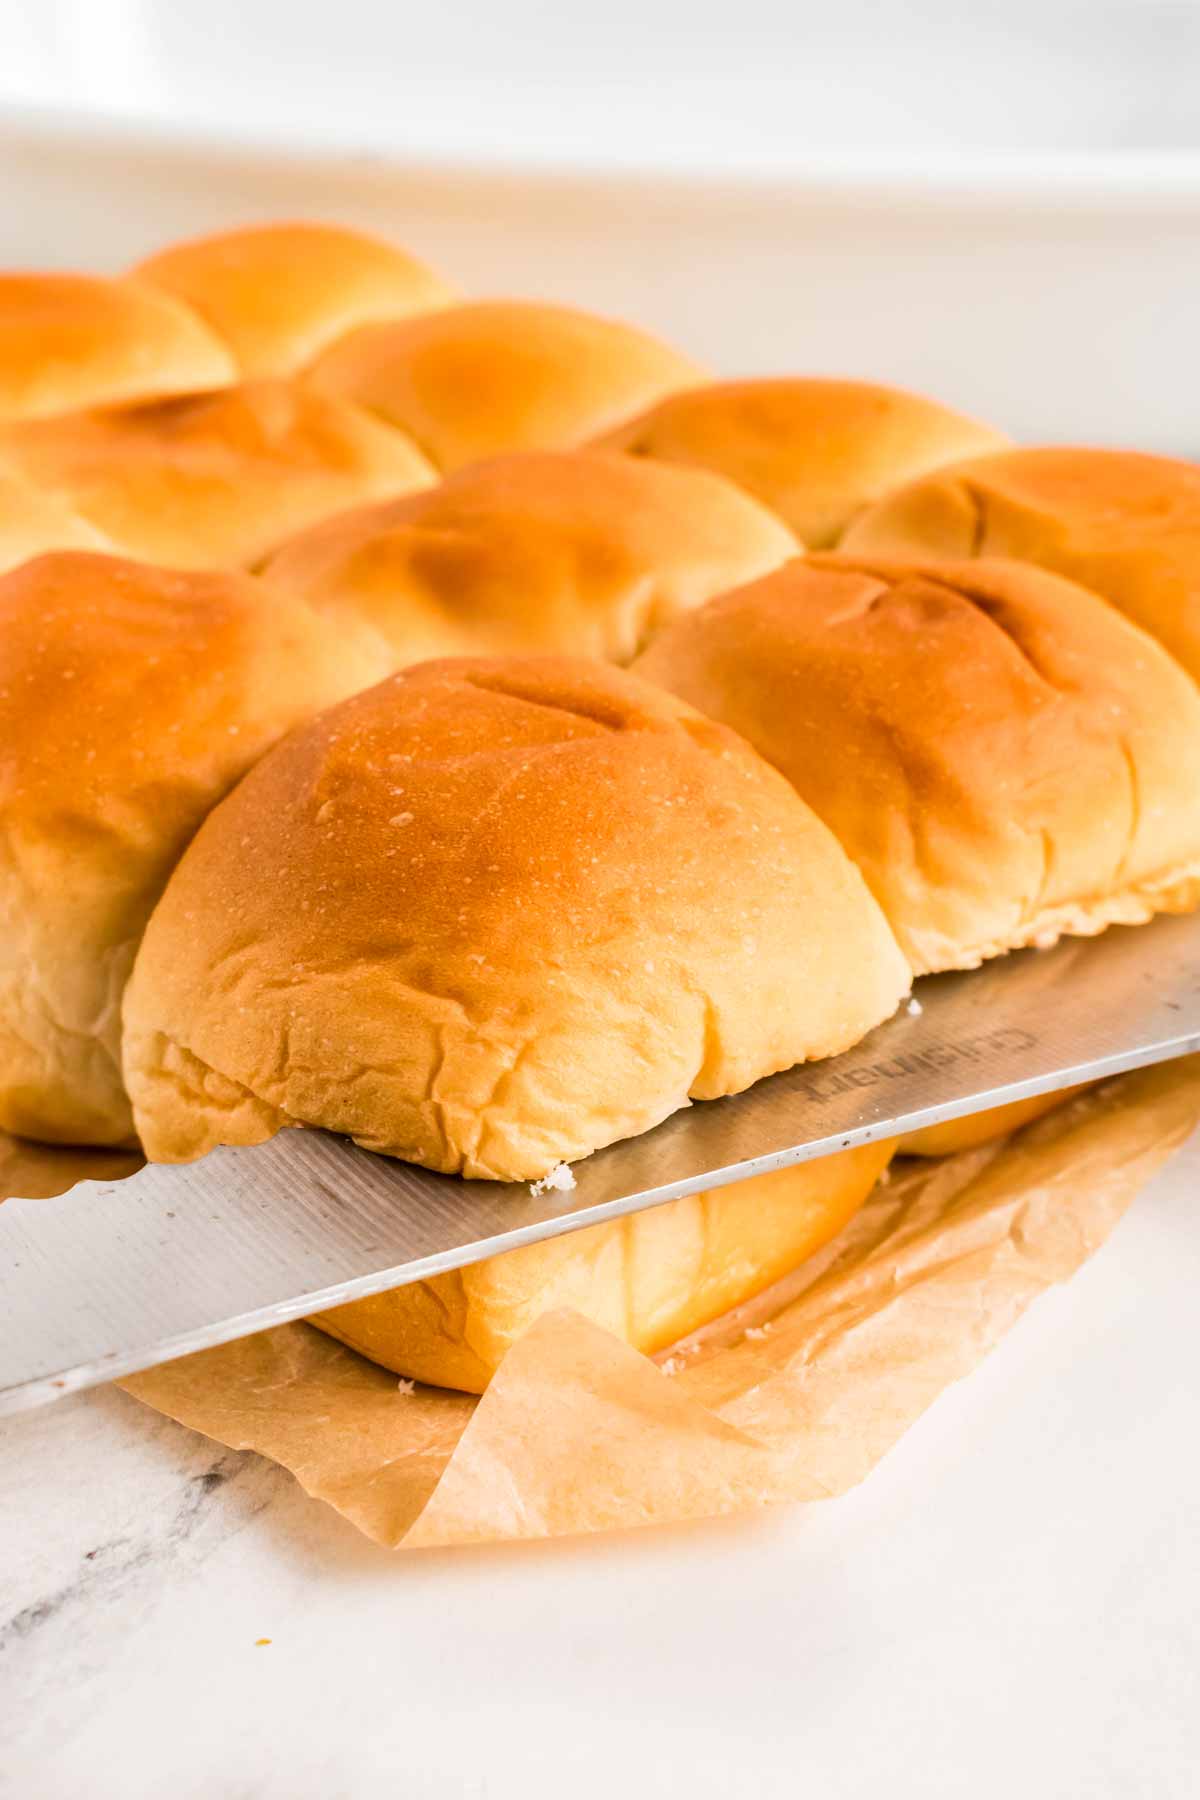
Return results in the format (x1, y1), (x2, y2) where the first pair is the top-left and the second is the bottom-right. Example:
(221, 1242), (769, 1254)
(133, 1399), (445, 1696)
(133, 221), (452, 378)
(0, 1131), (143, 1204)
(312, 1140), (893, 1391)
(0, 273), (234, 419)
(897, 1088), (1088, 1157)
(305, 300), (702, 471)
(0, 463), (113, 572)
(123, 657), (909, 1176)
(261, 449), (797, 665)
(0, 552), (390, 1146)
(635, 555), (1200, 973)
(842, 446), (1200, 680)
(0, 379), (433, 570)
(594, 377), (1007, 546)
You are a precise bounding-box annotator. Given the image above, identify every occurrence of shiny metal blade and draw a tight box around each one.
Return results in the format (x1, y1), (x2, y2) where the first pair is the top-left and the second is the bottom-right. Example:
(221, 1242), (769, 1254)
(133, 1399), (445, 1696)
(3, 911), (1200, 1414)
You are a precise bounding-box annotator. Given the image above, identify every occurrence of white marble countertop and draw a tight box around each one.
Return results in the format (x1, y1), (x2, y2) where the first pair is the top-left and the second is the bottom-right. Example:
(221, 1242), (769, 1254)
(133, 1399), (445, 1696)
(3, 1131), (1198, 1799)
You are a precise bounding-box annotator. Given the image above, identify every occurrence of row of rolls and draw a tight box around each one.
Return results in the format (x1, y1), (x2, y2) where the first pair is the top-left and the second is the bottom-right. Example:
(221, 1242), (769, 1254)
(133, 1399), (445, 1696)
(3, 220), (1198, 1390)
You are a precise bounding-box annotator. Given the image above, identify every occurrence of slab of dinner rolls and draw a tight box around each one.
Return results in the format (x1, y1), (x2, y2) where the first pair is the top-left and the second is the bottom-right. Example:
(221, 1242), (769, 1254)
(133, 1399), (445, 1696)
(305, 299), (703, 471)
(635, 554), (1200, 974)
(594, 377), (1007, 546)
(0, 379), (434, 570)
(0, 552), (391, 1146)
(133, 221), (452, 378)
(123, 656), (910, 1176)
(0, 272), (235, 420)
(261, 449), (797, 665)
(842, 446), (1200, 681)
(0, 463), (113, 573)
(312, 1140), (893, 1392)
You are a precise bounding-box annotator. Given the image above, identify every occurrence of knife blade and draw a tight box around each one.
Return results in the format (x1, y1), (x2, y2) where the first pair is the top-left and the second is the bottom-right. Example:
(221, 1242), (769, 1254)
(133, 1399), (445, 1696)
(3, 910), (1199, 1415)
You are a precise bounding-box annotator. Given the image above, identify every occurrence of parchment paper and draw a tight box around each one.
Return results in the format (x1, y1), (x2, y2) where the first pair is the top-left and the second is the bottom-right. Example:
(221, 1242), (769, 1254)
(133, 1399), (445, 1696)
(6, 1061), (1198, 1548)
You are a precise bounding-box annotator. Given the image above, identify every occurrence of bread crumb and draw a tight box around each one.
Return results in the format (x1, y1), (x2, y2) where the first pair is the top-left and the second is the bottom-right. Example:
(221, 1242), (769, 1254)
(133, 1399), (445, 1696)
(255, 1638), (271, 1647)
(744, 1323), (773, 1341)
(389, 811), (414, 827)
(396, 1378), (415, 1395)
(530, 1162), (576, 1196)
(906, 997), (923, 1016)
(659, 1356), (683, 1376)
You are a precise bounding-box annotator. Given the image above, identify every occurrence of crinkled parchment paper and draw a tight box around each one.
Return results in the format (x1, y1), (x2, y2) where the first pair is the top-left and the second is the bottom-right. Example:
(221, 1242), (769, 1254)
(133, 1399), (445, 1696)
(7, 1061), (1199, 1549)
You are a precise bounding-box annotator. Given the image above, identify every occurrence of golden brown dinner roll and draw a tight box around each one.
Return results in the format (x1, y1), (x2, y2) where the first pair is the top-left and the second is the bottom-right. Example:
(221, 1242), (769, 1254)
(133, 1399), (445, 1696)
(123, 656), (910, 1176)
(594, 377), (1007, 546)
(842, 446), (1200, 680)
(0, 1131), (143, 1204)
(134, 220), (452, 378)
(0, 379), (433, 570)
(0, 463), (113, 572)
(897, 1088), (1088, 1157)
(261, 449), (797, 665)
(635, 555), (1200, 973)
(305, 299), (702, 471)
(0, 273), (234, 419)
(0, 552), (390, 1146)
(313, 1140), (893, 1391)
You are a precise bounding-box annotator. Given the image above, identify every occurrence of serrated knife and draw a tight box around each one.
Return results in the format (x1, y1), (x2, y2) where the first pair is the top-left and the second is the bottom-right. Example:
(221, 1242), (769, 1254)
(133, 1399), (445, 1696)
(3, 910), (1200, 1415)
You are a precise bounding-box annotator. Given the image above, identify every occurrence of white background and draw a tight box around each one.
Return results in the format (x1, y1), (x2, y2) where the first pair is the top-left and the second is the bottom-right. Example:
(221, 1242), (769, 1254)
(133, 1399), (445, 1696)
(1, 7), (1199, 1796)
(2, 0), (1200, 167)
